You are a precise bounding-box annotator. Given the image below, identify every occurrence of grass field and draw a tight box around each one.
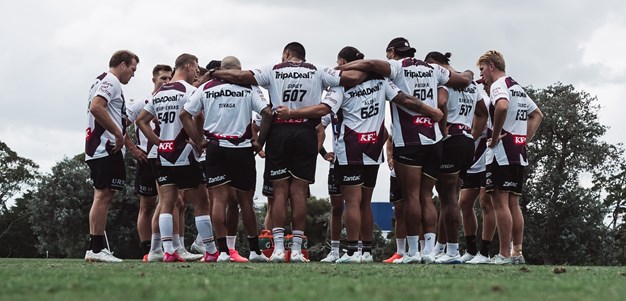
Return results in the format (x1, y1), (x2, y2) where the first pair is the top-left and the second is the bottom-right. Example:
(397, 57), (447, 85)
(1, 259), (625, 301)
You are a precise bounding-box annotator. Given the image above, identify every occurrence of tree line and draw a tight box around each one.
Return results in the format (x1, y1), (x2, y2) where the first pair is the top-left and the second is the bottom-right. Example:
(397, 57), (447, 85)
(1, 83), (624, 265)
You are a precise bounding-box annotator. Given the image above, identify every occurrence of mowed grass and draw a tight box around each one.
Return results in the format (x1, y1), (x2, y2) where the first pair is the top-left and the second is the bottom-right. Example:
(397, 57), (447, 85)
(0, 259), (625, 301)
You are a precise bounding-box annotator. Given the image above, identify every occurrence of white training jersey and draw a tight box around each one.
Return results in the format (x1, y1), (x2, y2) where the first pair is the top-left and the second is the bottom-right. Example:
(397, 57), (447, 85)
(322, 75), (400, 165)
(85, 72), (127, 161)
(253, 61), (341, 127)
(443, 81), (480, 139)
(127, 95), (159, 158)
(185, 79), (268, 148)
(485, 76), (538, 166)
(387, 58), (451, 146)
(143, 80), (197, 167)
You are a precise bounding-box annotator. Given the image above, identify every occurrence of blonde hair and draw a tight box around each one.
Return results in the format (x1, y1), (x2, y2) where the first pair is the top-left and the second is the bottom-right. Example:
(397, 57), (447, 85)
(477, 50), (505, 72)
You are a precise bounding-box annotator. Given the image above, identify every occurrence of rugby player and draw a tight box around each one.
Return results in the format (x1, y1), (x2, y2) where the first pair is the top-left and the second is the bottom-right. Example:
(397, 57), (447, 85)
(424, 52), (488, 264)
(137, 53), (217, 262)
(126, 64), (172, 260)
(477, 50), (543, 264)
(383, 134), (407, 263)
(181, 56), (272, 263)
(319, 113), (345, 263)
(461, 79), (496, 264)
(84, 50), (139, 263)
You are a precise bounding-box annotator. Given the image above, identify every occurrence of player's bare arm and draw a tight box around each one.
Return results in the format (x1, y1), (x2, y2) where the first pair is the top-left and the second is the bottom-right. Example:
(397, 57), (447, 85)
(179, 109), (208, 150)
(89, 95), (124, 153)
(526, 107), (544, 142)
(437, 87), (449, 137)
(211, 69), (258, 85)
(338, 70), (369, 89)
(445, 70), (472, 89)
(336, 59), (392, 77)
(124, 134), (147, 163)
(136, 109), (160, 147)
(275, 104), (331, 120)
(385, 134), (394, 170)
(255, 106), (273, 152)
(390, 92), (444, 122)
(488, 98), (509, 148)
(471, 99), (488, 140)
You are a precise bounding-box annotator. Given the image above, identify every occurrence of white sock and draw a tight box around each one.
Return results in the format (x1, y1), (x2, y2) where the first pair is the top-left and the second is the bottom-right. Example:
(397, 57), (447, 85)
(419, 240), (425, 253)
(357, 240), (363, 254)
(195, 215), (217, 254)
(396, 238), (406, 255)
(331, 240), (340, 256)
(435, 242), (446, 253)
(423, 233), (436, 255)
(292, 230), (304, 252)
(172, 234), (181, 250)
(446, 243), (459, 256)
(150, 233), (162, 252)
(272, 228), (285, 252)
(159, 214), (174, 254)
(180, 237), (185, 249)
(226, 236), (237, 250)
(407, 235), (419, 256)
(195, 234), (202, 245)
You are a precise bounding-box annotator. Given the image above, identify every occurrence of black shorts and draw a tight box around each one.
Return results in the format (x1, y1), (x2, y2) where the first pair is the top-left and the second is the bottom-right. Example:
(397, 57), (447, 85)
(204, 144), (256, 191)
(461, 171), (486, 190)
(261, 178), (311, 198)
(134, 158), (158, 197)
(335, 164), (379, 188)
(262, 178), (273, 197)
(389, 175), (403, 203)
(485, 162), (525, 195)
(265, 125), (317, 183)
(328, 167), (341, 196)
(155, 161), (204, 190)
(86, 152), (126, 190)
(199, 159), (208, 184)
(440, 135), (475, 177)
(393, 142), (442, 179)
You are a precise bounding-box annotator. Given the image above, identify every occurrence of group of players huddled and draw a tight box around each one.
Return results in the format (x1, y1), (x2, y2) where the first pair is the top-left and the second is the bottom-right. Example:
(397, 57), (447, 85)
(83, 37), (543, 264)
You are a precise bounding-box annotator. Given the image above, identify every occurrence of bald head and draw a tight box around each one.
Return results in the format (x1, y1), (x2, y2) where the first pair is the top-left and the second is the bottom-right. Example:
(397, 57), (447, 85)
(220, 56), (241, 70)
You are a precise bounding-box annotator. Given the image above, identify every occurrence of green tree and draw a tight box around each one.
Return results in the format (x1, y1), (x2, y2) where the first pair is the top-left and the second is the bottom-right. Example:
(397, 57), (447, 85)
(524, 83), (618, 265)
(26, 153), (142, 258)
(0, 195), (38, 257)
(0, 141), (39, 213)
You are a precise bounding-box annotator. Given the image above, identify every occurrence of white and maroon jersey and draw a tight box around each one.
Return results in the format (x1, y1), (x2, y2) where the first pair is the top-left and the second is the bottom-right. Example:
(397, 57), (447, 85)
(143, 80), (197, 166)
(467, 129), (488, 174)
(387, 58), (451, 147)
(253, 61), (341, 127)
(85, 72), (127, 161)
(486, 76), (538, 166)
(322, 75), (400, 165)
(443, 81), (480, 139)
(185, 79), (268, 148)
(127, 95), (159, 159)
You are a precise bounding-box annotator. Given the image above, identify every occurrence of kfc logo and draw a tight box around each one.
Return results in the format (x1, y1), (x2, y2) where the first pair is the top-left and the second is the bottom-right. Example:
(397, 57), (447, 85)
(414, 116), (434, 127)
(159, 140), (175, 153)
(358, 131), (378, 144)
(513, 135), (527, 145)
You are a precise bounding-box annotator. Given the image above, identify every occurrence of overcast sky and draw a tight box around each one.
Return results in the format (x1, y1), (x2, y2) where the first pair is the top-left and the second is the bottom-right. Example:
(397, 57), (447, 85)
(1, 0), (625, 203)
